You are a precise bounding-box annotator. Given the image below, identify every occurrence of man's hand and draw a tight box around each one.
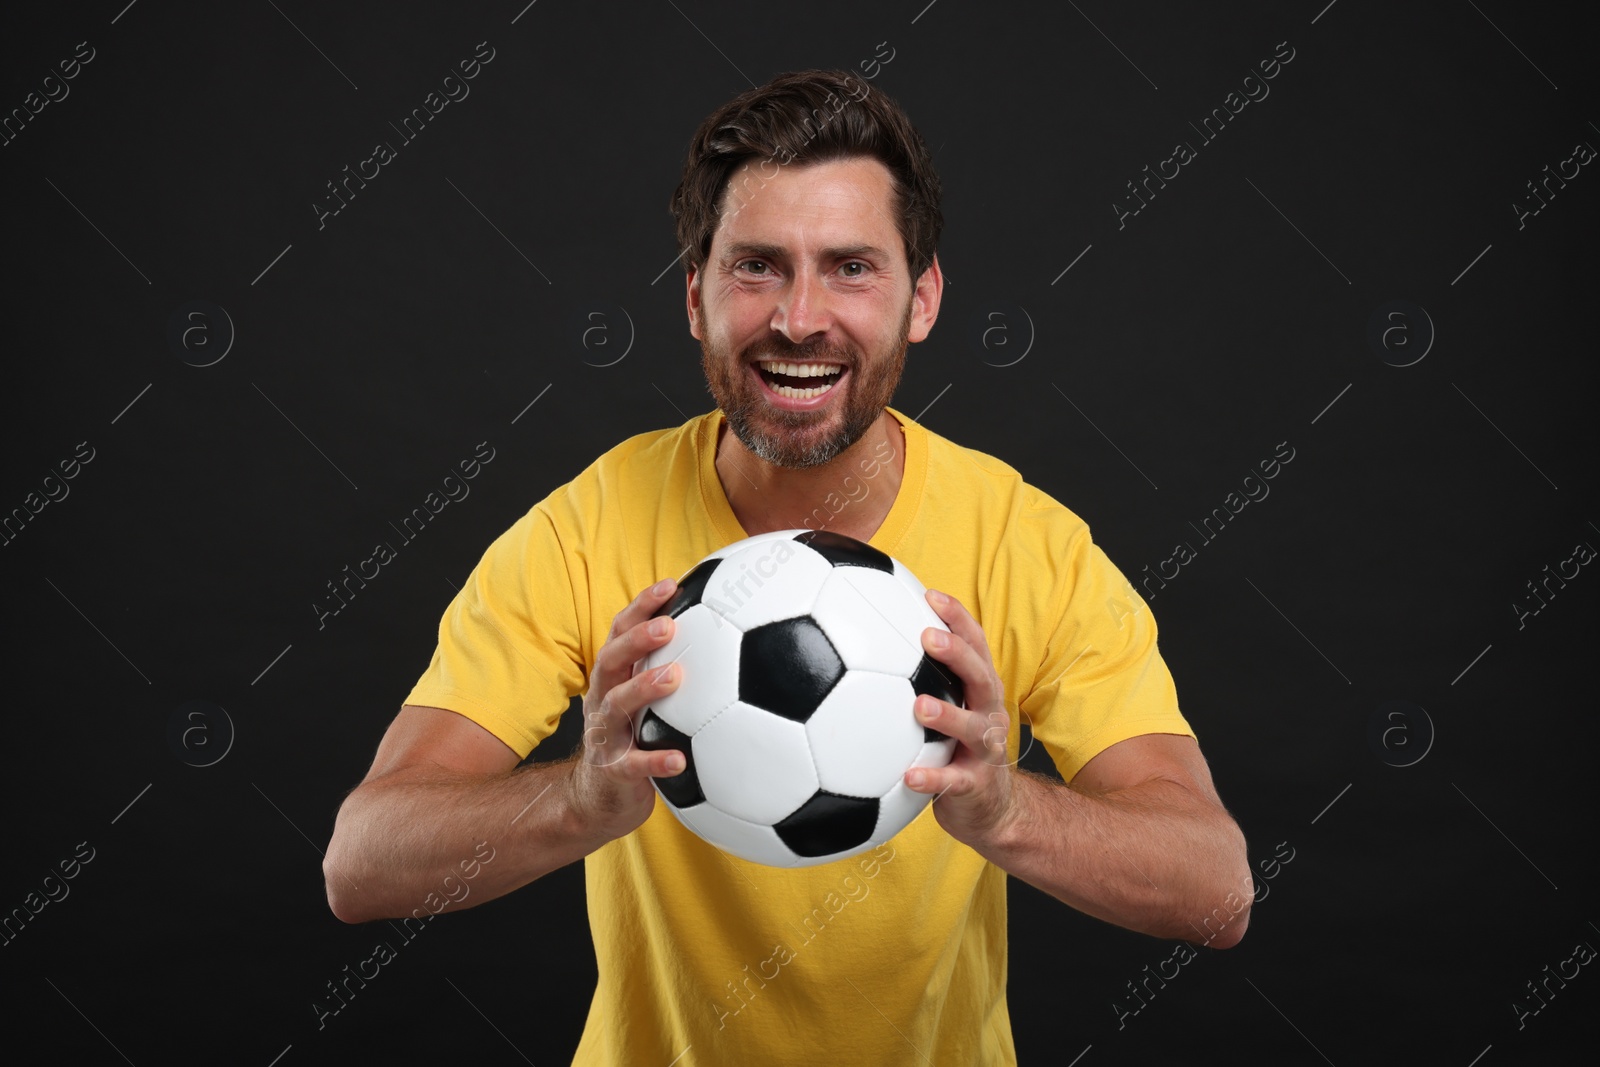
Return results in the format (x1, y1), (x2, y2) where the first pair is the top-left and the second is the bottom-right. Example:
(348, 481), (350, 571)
(564, 578), (689, 846)
(323, 578), (694, 923)
(902, 588), (1019, 849)
(899, 589), (1252, 947)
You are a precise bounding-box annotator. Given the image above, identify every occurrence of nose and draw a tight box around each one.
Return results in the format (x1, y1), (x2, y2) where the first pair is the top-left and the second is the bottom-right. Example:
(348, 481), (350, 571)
(770, 266), (832, 344)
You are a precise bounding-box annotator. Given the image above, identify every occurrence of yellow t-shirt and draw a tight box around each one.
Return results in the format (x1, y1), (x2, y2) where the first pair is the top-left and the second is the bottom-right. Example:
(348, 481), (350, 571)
(404, 405), (1193, 1065)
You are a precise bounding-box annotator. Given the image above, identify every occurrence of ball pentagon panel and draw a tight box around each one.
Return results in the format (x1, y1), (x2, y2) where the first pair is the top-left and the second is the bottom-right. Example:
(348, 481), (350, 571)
(738, 616), (846, 724)
(636, 710), (704, 808)
(773, 790), (881, 858)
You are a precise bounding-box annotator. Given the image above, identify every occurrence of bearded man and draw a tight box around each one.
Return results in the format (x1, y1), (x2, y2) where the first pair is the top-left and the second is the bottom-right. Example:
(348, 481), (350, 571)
(324, 68), (1251, 1066)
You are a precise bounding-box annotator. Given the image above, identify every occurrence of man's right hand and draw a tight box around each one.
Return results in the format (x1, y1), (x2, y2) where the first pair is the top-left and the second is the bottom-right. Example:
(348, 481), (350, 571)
(325, 576), (692, 923)
(564, 577), (687, 846)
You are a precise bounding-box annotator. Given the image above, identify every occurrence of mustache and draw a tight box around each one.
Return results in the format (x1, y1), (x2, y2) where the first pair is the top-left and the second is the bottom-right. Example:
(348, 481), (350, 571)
(744, 337), (856, 367)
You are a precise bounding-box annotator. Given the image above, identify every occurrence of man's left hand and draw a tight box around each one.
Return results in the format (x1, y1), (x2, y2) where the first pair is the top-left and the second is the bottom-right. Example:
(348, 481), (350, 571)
(903, 588), (1020, 850)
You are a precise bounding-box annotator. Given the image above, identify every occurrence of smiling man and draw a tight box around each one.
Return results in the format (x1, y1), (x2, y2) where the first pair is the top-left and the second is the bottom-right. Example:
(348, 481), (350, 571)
(693, 151), (918, 542)
(324, 70), (1251, 1065)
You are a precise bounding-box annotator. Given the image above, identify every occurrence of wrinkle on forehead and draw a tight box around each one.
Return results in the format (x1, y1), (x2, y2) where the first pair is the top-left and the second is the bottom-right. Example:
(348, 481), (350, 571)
(717, 158), (903, 268)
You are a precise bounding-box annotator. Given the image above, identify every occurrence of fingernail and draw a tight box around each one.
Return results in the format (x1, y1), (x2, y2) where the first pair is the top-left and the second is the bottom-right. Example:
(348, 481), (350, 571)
(653, 664), (674, 683)
(928, 589), (949, 606)
(667, 752), (686, 773)
(927, 629), (949, 650)
(649, 617), (670, 637)
(907, 769), (925, 787)
(916, 698), (937, 720)
(652, 579), (673, 596)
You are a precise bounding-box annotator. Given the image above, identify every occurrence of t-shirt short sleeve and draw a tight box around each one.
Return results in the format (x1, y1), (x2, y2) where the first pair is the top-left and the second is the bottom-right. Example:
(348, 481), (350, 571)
(1019, 506), (1194, 782)
(401, 500), (588, 759)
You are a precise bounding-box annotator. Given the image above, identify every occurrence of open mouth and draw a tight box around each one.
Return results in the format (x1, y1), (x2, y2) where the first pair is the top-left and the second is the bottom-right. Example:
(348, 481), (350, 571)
(755, 360), (846, 400)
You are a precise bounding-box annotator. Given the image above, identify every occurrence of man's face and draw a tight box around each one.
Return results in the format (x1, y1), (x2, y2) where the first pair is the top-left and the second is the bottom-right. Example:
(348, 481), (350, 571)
(687, 156), (938, 469)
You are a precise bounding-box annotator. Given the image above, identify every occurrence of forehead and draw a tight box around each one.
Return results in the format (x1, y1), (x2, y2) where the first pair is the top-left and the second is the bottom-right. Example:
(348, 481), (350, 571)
(713, 156), (900, 259)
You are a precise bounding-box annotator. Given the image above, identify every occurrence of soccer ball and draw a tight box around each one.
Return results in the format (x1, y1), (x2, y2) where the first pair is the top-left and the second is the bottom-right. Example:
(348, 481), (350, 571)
(633, 529), (964, 868)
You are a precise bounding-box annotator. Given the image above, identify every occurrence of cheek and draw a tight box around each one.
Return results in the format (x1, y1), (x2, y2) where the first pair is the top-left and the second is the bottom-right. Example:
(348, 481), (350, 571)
(709, 301), (770, 344)
(854, 300), (906, 346)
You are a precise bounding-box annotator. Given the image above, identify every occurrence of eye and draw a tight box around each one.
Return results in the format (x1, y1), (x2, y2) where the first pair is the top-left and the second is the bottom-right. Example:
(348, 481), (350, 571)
(736, 260), (770, 275)
(839, 262), (867, 277)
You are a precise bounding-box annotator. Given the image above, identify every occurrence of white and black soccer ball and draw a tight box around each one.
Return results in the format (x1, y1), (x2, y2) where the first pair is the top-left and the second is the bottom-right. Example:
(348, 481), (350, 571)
(633, 529), (965, 868)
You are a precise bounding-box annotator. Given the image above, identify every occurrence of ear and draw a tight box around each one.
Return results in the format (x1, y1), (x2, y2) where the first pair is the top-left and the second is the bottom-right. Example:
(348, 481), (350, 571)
(907, 253), (944, 344)
(685, 265), (703, 341)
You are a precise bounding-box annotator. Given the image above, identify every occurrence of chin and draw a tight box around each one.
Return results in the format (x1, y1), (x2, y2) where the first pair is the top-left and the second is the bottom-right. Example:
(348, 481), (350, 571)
(733, 407), (877, 470)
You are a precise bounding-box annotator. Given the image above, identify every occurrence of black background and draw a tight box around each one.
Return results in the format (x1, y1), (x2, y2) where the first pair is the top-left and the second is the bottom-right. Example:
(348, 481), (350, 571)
(3, 1), (1596, 1064)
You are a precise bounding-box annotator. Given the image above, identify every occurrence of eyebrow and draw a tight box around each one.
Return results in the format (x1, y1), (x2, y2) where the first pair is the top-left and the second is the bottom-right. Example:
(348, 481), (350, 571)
(721, 241), (891, 262)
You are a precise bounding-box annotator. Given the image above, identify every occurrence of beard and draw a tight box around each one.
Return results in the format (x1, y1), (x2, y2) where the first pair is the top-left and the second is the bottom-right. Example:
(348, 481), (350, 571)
(700, 298), (912, 470)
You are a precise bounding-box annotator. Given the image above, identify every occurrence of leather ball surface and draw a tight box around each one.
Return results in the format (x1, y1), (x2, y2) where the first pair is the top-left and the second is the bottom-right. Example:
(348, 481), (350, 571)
(634, 530), (964, 867)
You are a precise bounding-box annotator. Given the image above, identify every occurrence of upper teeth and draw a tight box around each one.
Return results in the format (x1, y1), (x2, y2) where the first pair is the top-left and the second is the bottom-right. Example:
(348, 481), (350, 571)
(758, 361), (841, 378)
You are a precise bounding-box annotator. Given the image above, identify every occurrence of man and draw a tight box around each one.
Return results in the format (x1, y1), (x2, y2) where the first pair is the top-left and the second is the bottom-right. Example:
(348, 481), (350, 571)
(324, 69), (1251, 1064)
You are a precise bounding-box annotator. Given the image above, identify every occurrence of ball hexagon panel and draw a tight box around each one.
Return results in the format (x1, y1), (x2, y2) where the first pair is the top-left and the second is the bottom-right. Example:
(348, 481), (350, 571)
(654, 531), (807, 621)
(694, 701), (819, 824)
(667, 802), (801, 869)
(702, 538), (834, 631)
(913, 735), (959, 769)
(774, 790), (881, 858)
(725, 530), (807, 551)
(636, 710), (704, 808)
(872, 778), (934, 843)
(641, 601), (743, 736)
(738, 616), (845, 723)
(805, 671), (923, 798)
(898, 567), (948, 635)
(867, 738), (953, 842)
(811, 566), (942, 677)
(889, 555), (930, 598)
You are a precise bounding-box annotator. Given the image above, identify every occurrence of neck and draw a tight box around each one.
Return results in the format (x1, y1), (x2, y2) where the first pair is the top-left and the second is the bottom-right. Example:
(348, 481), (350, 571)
(715, 410), (906, 541)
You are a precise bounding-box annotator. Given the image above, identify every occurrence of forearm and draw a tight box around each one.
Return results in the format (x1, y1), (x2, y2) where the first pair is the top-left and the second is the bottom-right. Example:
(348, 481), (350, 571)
(978, 769), (1252, 947)
(323, 755), (601, 924)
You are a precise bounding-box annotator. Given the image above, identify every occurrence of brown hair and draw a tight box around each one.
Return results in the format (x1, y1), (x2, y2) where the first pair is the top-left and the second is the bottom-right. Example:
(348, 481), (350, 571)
(670, 69), (943, 283)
